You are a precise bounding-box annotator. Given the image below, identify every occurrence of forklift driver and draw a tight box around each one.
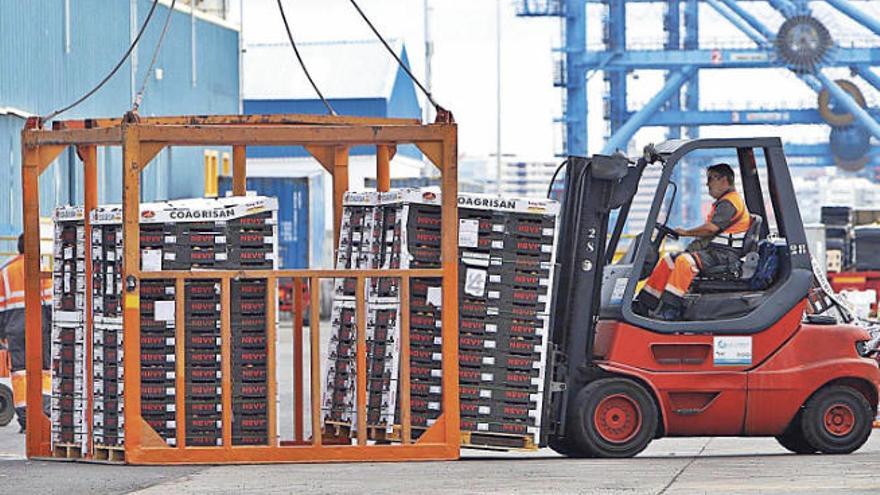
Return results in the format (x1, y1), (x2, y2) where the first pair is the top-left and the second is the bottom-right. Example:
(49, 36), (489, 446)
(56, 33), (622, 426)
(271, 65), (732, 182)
(634, 163), (751, 320)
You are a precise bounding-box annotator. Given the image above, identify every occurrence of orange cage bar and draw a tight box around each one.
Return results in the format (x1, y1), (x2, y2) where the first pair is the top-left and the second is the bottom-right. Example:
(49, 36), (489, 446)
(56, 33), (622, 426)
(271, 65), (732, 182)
(21, 114), (460, 464)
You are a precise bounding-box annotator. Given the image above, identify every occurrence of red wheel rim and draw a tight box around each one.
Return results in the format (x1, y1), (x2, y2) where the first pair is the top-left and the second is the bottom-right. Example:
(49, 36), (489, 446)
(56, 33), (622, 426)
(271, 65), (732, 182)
(823, 404), (855, 437)
(593, 393), (642, 444)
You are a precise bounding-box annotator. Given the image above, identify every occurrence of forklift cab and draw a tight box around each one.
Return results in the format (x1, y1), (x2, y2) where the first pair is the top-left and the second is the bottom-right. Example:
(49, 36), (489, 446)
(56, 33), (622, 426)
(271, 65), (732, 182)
(599, 138), (813, 328)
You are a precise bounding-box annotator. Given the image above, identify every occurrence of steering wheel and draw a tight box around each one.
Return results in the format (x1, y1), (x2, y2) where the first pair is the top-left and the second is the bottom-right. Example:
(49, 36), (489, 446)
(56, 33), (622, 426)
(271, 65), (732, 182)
(638, 223), (681, 280)
(654, 222), (680, 241)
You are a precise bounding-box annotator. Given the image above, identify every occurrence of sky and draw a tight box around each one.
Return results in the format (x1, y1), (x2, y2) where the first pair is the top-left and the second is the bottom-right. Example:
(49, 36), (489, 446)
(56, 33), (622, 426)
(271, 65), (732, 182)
(227, 0), (880, 161)
(229, 0), (559, 161)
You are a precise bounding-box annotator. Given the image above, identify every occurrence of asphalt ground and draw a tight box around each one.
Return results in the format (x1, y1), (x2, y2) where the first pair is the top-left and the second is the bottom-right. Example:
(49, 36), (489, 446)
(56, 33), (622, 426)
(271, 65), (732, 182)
(3, 429), (880, 494)
(2, 321), (880, 494)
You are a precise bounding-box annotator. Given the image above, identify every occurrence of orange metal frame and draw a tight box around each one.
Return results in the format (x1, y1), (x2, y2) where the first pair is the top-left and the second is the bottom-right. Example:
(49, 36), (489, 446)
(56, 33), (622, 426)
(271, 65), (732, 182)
(21, 113), (460, 463)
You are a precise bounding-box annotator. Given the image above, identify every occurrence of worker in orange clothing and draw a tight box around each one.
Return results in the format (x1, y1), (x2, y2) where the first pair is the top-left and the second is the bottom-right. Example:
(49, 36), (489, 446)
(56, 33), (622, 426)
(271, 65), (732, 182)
(634, 163), (752, 320)
(0, 234), (52, 432)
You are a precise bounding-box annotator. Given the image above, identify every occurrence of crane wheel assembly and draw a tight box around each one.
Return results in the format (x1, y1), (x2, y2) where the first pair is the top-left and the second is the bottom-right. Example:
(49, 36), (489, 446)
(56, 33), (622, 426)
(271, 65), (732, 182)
(818, 79), (867, 127)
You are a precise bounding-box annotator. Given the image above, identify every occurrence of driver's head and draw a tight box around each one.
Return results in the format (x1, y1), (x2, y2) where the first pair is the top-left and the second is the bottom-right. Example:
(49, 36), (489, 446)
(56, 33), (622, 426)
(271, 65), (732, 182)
(706, 163), (734, 199)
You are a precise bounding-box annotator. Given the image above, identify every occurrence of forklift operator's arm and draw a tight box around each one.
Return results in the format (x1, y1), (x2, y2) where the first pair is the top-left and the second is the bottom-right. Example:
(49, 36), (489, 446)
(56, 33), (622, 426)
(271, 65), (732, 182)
(675, 222), (720, 238)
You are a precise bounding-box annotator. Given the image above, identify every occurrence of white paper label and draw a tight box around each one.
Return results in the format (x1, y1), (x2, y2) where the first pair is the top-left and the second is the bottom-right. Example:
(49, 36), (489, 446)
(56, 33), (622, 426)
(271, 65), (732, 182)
(154, 300), (175, 322)
(464, 268), (487, 297)
(611, 277), (629, 304)
(142, 250), (162, 271)
(713, 336), (752, 366)
(458, 219), (479, 248)
(426, 287), (443, 307)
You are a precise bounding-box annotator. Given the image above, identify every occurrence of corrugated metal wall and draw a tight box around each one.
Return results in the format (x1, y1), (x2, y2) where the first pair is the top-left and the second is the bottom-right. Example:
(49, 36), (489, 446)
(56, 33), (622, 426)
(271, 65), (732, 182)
(0, 0), (239, 236)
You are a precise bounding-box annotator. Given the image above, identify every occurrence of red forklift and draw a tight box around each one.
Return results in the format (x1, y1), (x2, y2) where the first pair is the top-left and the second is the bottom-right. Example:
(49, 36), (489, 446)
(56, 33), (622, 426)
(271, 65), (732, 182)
(543, 137), (880, 457)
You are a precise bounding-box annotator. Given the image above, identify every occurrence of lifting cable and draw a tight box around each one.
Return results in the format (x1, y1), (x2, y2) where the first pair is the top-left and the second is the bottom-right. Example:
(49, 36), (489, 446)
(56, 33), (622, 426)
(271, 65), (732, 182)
(347, 0), (453, 123)
(41, 0), (161, 124)
(276, 0), (337, 116)
(132, 0), (178, 113)
(547, 159), (569, 198)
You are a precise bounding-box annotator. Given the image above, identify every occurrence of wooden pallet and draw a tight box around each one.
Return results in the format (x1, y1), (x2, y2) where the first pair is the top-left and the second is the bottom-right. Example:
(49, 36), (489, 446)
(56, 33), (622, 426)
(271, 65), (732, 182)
(385, 425), (429, 443)
(323, 420), (396, 442)
(460, 430), (538, 451)
(94, 444), (125, 463)
(52, 443), (83, 459)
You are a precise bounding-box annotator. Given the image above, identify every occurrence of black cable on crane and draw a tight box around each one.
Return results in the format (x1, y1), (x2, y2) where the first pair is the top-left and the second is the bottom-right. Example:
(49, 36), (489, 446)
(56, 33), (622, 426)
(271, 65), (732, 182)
(347, 0), (453, 123)
(132, 0), (178, 112)
(276, 0), (337, 116)
(42, 0), (162, 124)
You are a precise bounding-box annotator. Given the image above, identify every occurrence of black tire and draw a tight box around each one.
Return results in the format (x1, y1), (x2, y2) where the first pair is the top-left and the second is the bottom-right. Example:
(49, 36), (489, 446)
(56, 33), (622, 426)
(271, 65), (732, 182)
(775, 422), (817, 454)
(800, 385), (873, 455)
(0, 383), (14, 427)
(567, 377), (658, 458)
(548, 436), (593, 458)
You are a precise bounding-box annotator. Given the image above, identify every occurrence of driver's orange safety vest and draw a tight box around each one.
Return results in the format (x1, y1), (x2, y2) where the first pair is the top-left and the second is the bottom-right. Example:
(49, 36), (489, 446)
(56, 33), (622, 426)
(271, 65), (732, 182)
(707, 190), (750, 249)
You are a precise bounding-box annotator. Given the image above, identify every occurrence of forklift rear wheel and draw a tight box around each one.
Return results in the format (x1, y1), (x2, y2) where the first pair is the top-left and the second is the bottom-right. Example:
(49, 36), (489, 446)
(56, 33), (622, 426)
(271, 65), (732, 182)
(775, 420), (817, 454)
(568, 377), (658, 458)
(800, 385), (873, 455)
(0, 383), (13, 427)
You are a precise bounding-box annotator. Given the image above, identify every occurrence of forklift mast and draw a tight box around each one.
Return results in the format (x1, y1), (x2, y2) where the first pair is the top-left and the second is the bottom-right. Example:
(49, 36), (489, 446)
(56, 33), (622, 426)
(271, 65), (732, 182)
(543, 153), (648, 440)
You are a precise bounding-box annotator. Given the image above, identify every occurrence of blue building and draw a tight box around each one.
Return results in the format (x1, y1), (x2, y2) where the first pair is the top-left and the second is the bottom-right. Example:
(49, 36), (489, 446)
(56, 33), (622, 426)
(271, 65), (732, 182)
(241, 39), (425, 262)
(0, 1), (239, 250)
(243, 39), (423, 166)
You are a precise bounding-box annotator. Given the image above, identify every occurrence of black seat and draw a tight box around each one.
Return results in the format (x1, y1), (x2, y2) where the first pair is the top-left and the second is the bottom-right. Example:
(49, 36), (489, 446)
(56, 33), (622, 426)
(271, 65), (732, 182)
(699, 214), (763, 281)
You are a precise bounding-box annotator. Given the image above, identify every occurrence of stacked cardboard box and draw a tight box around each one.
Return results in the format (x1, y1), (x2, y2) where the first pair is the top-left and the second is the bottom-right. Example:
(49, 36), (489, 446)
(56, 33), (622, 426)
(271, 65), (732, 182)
(53, 196), (278, 449)
(400, 191), (557, 443)
(183, 280), (222, 447)
(231, 279), (270, 445)
(452, 198), (555, 441)
(51, 207), (88, 450)
(139, 278), (179, 445)
(92, 206), (181, 446)
(324, 189), (559, 447)
(398, 193), (445, 431)
(323, 192), (402, 432)
(90, 216), (126, 447)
